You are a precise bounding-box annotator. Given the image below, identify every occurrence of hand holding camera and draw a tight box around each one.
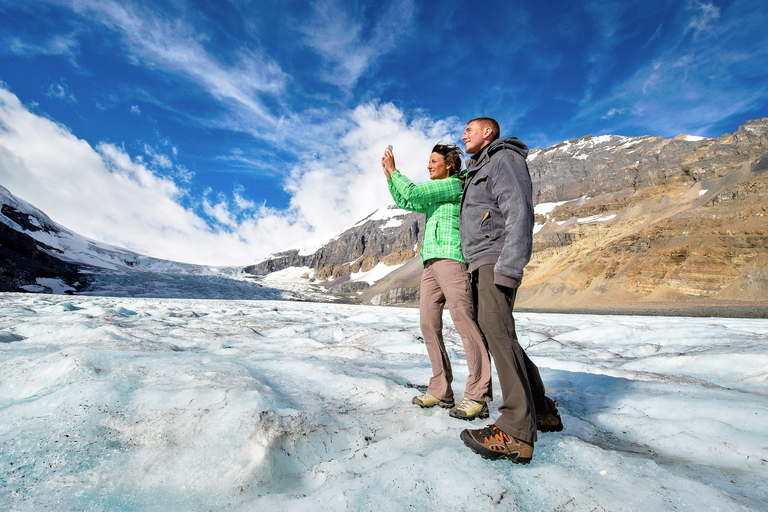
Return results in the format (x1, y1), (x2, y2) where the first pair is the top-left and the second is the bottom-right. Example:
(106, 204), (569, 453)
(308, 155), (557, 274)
(381, 145), (395, 180)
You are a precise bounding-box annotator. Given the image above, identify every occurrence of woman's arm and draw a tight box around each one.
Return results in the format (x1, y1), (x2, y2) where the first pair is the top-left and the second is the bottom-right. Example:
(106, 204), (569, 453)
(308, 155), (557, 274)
(389, 172), (463, 207)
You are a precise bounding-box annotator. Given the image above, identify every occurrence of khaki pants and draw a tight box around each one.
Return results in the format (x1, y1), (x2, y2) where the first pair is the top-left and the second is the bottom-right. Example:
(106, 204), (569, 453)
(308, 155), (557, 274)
(473, 264), (555, 443)
(420, 259), (492, 403)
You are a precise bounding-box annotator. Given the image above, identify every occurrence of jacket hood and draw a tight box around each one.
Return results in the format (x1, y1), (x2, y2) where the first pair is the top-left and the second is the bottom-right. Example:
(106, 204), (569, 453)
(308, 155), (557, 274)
(467, 137), (529, 171)
(489, 137), (528, 159)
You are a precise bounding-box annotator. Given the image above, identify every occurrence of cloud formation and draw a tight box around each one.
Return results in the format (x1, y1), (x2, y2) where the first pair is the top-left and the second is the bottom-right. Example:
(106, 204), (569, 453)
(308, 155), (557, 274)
(0, 86), (455, 265)
(569, 0), (768, 137)
(299, 0), (417, 89)
(1, 0), (766, 267)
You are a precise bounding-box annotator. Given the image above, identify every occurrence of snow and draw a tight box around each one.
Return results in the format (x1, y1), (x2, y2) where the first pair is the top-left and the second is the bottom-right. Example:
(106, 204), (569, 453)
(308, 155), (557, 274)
(20, 278), (76, 294)
(534, 197), (599, 232)
(534, 200), (570, 216)
(685, 135), (706, 142)
(577, 214), (616, 223)
(380, 217), (403, 229)
(262, 266), (314, 283)
(348, 262), (404, 285)
(354, 206), (409, 226)
(1, 290), (767, 511)
(700, 189), (709, 196)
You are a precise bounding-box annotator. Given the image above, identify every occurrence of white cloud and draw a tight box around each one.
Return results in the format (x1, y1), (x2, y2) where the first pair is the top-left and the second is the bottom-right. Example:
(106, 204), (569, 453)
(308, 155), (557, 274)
(142, 143), (173, 169)
(570, 0), (768, 137)
(602, 107), (625, 120)
(130, 105), (141, 115)
(0, 86), (456, 266)
(283, 102), (458, 239)
(300, 0), (417, 89)
(684, 1), (720, 39)
(4, 33), (80, 59)
(60, 0), (286, 129)
(46, 81), (77, 103)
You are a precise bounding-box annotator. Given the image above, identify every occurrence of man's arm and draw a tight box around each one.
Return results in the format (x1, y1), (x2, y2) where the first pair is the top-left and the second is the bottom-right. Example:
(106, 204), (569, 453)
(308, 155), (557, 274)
(490, 151), (534, 288)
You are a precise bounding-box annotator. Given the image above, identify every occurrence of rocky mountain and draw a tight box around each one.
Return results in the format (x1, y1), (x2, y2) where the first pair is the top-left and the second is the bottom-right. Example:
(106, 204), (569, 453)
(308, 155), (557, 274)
(247, 118), (768, 316)
(245, 207), (423, 284)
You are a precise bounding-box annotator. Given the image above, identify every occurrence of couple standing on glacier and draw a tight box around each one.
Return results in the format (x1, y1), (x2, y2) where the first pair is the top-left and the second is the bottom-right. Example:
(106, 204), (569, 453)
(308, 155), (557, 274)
(381, 117), (562, 464)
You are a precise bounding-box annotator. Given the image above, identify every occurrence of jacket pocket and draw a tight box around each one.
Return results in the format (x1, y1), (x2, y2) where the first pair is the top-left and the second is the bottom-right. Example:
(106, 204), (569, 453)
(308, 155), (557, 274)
(480, 211), (492, 238)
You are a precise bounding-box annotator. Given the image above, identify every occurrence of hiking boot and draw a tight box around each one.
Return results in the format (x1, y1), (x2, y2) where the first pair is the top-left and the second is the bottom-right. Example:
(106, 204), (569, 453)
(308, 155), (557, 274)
(449, 397), (489, 421)
(460, 425), (533, 463)
(412, 392), (454, 408)
(537, 405), (563, 432)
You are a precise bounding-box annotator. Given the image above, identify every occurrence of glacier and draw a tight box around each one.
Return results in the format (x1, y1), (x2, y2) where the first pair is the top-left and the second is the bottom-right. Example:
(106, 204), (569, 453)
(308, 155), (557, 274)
(1, 287), (767, 511)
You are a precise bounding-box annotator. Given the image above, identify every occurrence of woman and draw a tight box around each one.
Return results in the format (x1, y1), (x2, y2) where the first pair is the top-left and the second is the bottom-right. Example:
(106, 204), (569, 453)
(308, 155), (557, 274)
(382, 144), (492, 421)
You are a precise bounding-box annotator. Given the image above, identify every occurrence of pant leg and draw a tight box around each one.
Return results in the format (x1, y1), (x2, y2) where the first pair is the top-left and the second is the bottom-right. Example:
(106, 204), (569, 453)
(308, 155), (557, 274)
(430, 259), (492, 402)
(474, 264), (537, 443)
(524, 349), (557, 416)
(419, 261), (453, 400)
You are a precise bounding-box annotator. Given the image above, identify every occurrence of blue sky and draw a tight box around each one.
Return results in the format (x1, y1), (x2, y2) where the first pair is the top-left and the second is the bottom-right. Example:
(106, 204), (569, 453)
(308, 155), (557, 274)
(1, 0), (766, 265)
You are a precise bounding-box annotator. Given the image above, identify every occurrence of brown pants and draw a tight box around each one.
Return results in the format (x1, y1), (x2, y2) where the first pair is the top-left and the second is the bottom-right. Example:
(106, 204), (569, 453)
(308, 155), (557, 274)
(420, 259), (492, 403)
(473, 264), (555, 443)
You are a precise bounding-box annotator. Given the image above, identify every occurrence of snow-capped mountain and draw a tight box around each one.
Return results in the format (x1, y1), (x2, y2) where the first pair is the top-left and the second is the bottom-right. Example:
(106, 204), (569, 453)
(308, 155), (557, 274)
(0, 184), (284, 299)
(244, 204), (426, 304)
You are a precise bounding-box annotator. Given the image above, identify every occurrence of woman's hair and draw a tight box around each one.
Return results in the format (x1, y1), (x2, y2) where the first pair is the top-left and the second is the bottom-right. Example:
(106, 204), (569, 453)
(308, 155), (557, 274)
(431, 143), (463, 176)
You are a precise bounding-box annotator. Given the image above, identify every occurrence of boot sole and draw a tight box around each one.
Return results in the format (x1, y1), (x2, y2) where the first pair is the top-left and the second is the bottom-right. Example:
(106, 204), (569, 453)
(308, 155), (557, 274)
(449, 409), (490, 421)
(538, 423), (563, 432)
(413, 401), (455, 409)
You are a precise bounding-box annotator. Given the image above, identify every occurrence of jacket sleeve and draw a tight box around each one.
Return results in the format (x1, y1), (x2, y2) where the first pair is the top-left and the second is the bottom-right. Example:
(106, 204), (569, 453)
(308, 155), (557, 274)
(388, 171), (461, 213)
(489, 150), (534, 286)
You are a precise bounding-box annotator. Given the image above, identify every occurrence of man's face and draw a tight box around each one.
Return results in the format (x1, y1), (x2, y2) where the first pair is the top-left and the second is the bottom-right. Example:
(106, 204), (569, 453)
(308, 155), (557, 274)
(462, 121), (486, 154)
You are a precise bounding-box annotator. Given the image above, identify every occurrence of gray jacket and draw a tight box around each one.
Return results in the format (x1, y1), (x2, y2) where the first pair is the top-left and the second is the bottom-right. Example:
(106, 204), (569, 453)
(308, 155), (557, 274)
(459, 136), (534, 288)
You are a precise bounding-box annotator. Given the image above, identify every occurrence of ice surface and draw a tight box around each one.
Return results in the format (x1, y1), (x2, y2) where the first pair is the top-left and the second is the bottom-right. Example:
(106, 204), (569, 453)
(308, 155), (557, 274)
(1, 292), (767, 511)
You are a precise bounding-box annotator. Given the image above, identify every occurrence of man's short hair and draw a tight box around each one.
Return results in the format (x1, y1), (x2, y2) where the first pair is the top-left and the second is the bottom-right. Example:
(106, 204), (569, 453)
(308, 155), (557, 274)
(468, 117), (500, 141)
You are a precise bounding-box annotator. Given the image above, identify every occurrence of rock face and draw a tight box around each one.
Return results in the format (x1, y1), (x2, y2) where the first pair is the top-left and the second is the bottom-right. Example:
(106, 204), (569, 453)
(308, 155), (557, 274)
(520, 118), (768, 313)
(244, 206), (425, 302)
(529, 118), (768, 204)
(250, 118), (768, 313)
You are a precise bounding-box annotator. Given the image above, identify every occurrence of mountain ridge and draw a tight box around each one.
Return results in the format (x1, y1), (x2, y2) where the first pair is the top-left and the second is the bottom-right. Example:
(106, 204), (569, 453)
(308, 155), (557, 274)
(246, 118), (768, 315)
(2, 118), (766, 315)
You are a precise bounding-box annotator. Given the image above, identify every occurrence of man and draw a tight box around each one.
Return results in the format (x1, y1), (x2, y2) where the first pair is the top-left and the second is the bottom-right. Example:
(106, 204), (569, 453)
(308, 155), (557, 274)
(458, 117), (562, 464)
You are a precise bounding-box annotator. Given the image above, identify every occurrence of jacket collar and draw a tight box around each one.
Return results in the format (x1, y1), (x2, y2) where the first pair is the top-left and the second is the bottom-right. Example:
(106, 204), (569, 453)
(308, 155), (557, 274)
(467, 137), (529, 173)
(466, 143), (492, 173)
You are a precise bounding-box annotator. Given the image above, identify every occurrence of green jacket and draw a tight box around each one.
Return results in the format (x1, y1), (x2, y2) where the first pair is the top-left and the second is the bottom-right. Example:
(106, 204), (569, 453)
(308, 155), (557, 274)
(388, 171), (465, 265)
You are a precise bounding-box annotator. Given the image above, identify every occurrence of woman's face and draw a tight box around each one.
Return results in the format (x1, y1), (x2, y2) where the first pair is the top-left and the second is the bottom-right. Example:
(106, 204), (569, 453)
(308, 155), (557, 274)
(427, 152), (450, 180)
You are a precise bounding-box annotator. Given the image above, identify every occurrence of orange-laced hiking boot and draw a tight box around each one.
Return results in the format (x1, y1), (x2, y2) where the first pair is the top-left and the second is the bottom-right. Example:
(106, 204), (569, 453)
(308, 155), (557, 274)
(460, 425), (533, 463)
